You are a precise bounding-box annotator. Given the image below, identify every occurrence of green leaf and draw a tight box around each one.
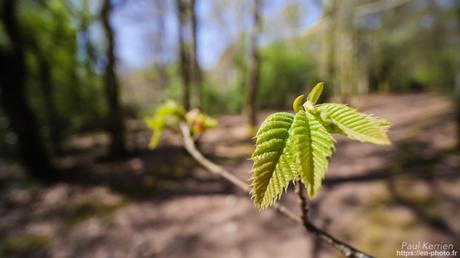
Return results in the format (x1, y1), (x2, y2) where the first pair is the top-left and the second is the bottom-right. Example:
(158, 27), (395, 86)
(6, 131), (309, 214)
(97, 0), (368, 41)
(316, 103), (391, 145)
(145, 116), (166, 149)
(145, 100), (186, 149)
(148, 129), (163, 149)
(291, 111), (334, 197)
(156, 100), (186, 118)
(250, 112), (297, 210)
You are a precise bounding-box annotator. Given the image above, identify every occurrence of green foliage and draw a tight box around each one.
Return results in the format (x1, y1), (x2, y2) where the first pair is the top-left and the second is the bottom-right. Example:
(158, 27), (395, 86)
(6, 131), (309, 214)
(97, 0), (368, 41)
(201, 82), (245, 114)
(364, 1), (459, 95)
(18, 0), (107, 138)
(316, 104), (391, 145)
(250, 112), (296, 209)
(291, 110), (334, 197)
(145, 101), (186, 149)
(250, 83), (391, 210)
(145, 101), (217, 149)
(258, 41), (318, 109)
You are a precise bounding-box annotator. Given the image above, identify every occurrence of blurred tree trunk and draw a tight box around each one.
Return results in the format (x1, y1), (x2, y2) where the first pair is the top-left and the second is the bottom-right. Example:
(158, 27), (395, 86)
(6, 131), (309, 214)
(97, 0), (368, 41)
(101, 0), (126, 157)
(356, 34), (369, 96)
(244, 0), (262, 127)
(335, 0), (354, 102)
(152, 0), (168, 89)
(319, 0), (337, 96)
(318, 17), (332, 80)
(190, 0), (203, 109)
(176, 0), (191, 110)
(0, 1), (58, 181)
(357, 66), (369, 95)
(38, 56), (63, 155)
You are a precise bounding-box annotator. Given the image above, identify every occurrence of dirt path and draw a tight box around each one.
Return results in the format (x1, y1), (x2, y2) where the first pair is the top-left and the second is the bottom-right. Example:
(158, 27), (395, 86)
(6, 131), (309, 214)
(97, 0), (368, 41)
(0, 93), (458, 258)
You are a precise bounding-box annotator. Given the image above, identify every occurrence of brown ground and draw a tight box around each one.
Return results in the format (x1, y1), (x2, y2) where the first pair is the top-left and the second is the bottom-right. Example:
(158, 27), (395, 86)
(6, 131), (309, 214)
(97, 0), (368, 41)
(0, 93), (459, 258)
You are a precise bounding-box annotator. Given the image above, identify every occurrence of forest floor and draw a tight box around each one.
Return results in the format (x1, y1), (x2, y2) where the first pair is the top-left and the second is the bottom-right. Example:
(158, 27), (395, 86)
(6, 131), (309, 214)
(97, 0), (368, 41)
(0, 93), (459, 258)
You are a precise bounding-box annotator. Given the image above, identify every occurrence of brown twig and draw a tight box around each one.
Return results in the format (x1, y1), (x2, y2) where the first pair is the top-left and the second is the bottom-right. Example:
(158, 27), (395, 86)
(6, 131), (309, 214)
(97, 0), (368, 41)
(179, 122), (374, 258)
(294, 178), (373, 258)
(295, 178), (309, 220)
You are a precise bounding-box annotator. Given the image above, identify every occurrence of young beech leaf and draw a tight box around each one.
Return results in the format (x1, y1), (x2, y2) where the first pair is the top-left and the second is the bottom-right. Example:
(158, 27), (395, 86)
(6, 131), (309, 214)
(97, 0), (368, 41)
(248, 83), (393, 210)
(316, 103), (391, 145)
(250, 112), (298, 210)
(157, 100), (186, 118)
(291, 110), (334, 197)
(145, 100), (186, 149)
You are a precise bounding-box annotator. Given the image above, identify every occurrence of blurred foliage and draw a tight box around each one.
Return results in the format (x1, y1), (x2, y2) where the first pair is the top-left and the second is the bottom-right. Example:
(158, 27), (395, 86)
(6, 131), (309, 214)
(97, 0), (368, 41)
(0, 0), (459, 160)
(145, 100), (186, 148)
(359, 0), (459, 94)
(259, 41), (319, 109)
(129, 1), (459, 114)
(0, 0), (106, 157)
(145, 101), (217, 149)
(21, 1), (107, 132)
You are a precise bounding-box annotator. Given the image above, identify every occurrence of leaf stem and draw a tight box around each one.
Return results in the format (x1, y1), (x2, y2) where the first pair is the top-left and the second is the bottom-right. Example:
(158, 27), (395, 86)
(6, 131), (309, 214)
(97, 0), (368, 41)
(178, 122), (374, 258)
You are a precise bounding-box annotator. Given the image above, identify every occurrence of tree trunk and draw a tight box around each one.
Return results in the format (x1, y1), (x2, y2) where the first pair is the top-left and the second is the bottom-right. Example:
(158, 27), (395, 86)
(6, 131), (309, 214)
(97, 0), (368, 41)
(0, 1), (58, 182)
(80, 0), (97, 74)
(244, 0), (262, 127)
(190, 0), (203, 109)
(152, 0), (168, 89)
(335, 0), (354, 102)
(319, 0), (337, 88)
(176, 0), (192, 110)
(38, 56), (63, 155)
(101, 0), (126, 157)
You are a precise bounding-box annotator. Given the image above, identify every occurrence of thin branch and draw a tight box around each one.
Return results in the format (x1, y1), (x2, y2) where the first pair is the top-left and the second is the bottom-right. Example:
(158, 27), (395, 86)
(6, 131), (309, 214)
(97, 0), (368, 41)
(295, 178), (309, 222)
(179, 122), (374, 258)
(295, 178), (373, 258)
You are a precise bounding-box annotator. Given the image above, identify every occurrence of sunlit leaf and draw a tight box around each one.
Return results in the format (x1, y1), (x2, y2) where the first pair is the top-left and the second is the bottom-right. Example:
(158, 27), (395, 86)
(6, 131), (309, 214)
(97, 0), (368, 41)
(316, 103), (391, 145)
(291, 110), (334, 197)
(250, 112), (297, 210)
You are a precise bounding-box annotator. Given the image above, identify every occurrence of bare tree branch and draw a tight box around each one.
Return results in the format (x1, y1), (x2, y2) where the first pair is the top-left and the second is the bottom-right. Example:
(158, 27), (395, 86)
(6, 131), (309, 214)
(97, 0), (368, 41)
(178, 122), (374, 258)
(243, 0), (263, 127)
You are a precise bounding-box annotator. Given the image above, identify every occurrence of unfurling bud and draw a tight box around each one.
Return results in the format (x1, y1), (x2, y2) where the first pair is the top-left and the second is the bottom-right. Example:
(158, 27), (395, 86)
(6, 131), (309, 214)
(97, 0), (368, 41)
(292, 95), (304, 113)
(307, 82), (324, 105)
